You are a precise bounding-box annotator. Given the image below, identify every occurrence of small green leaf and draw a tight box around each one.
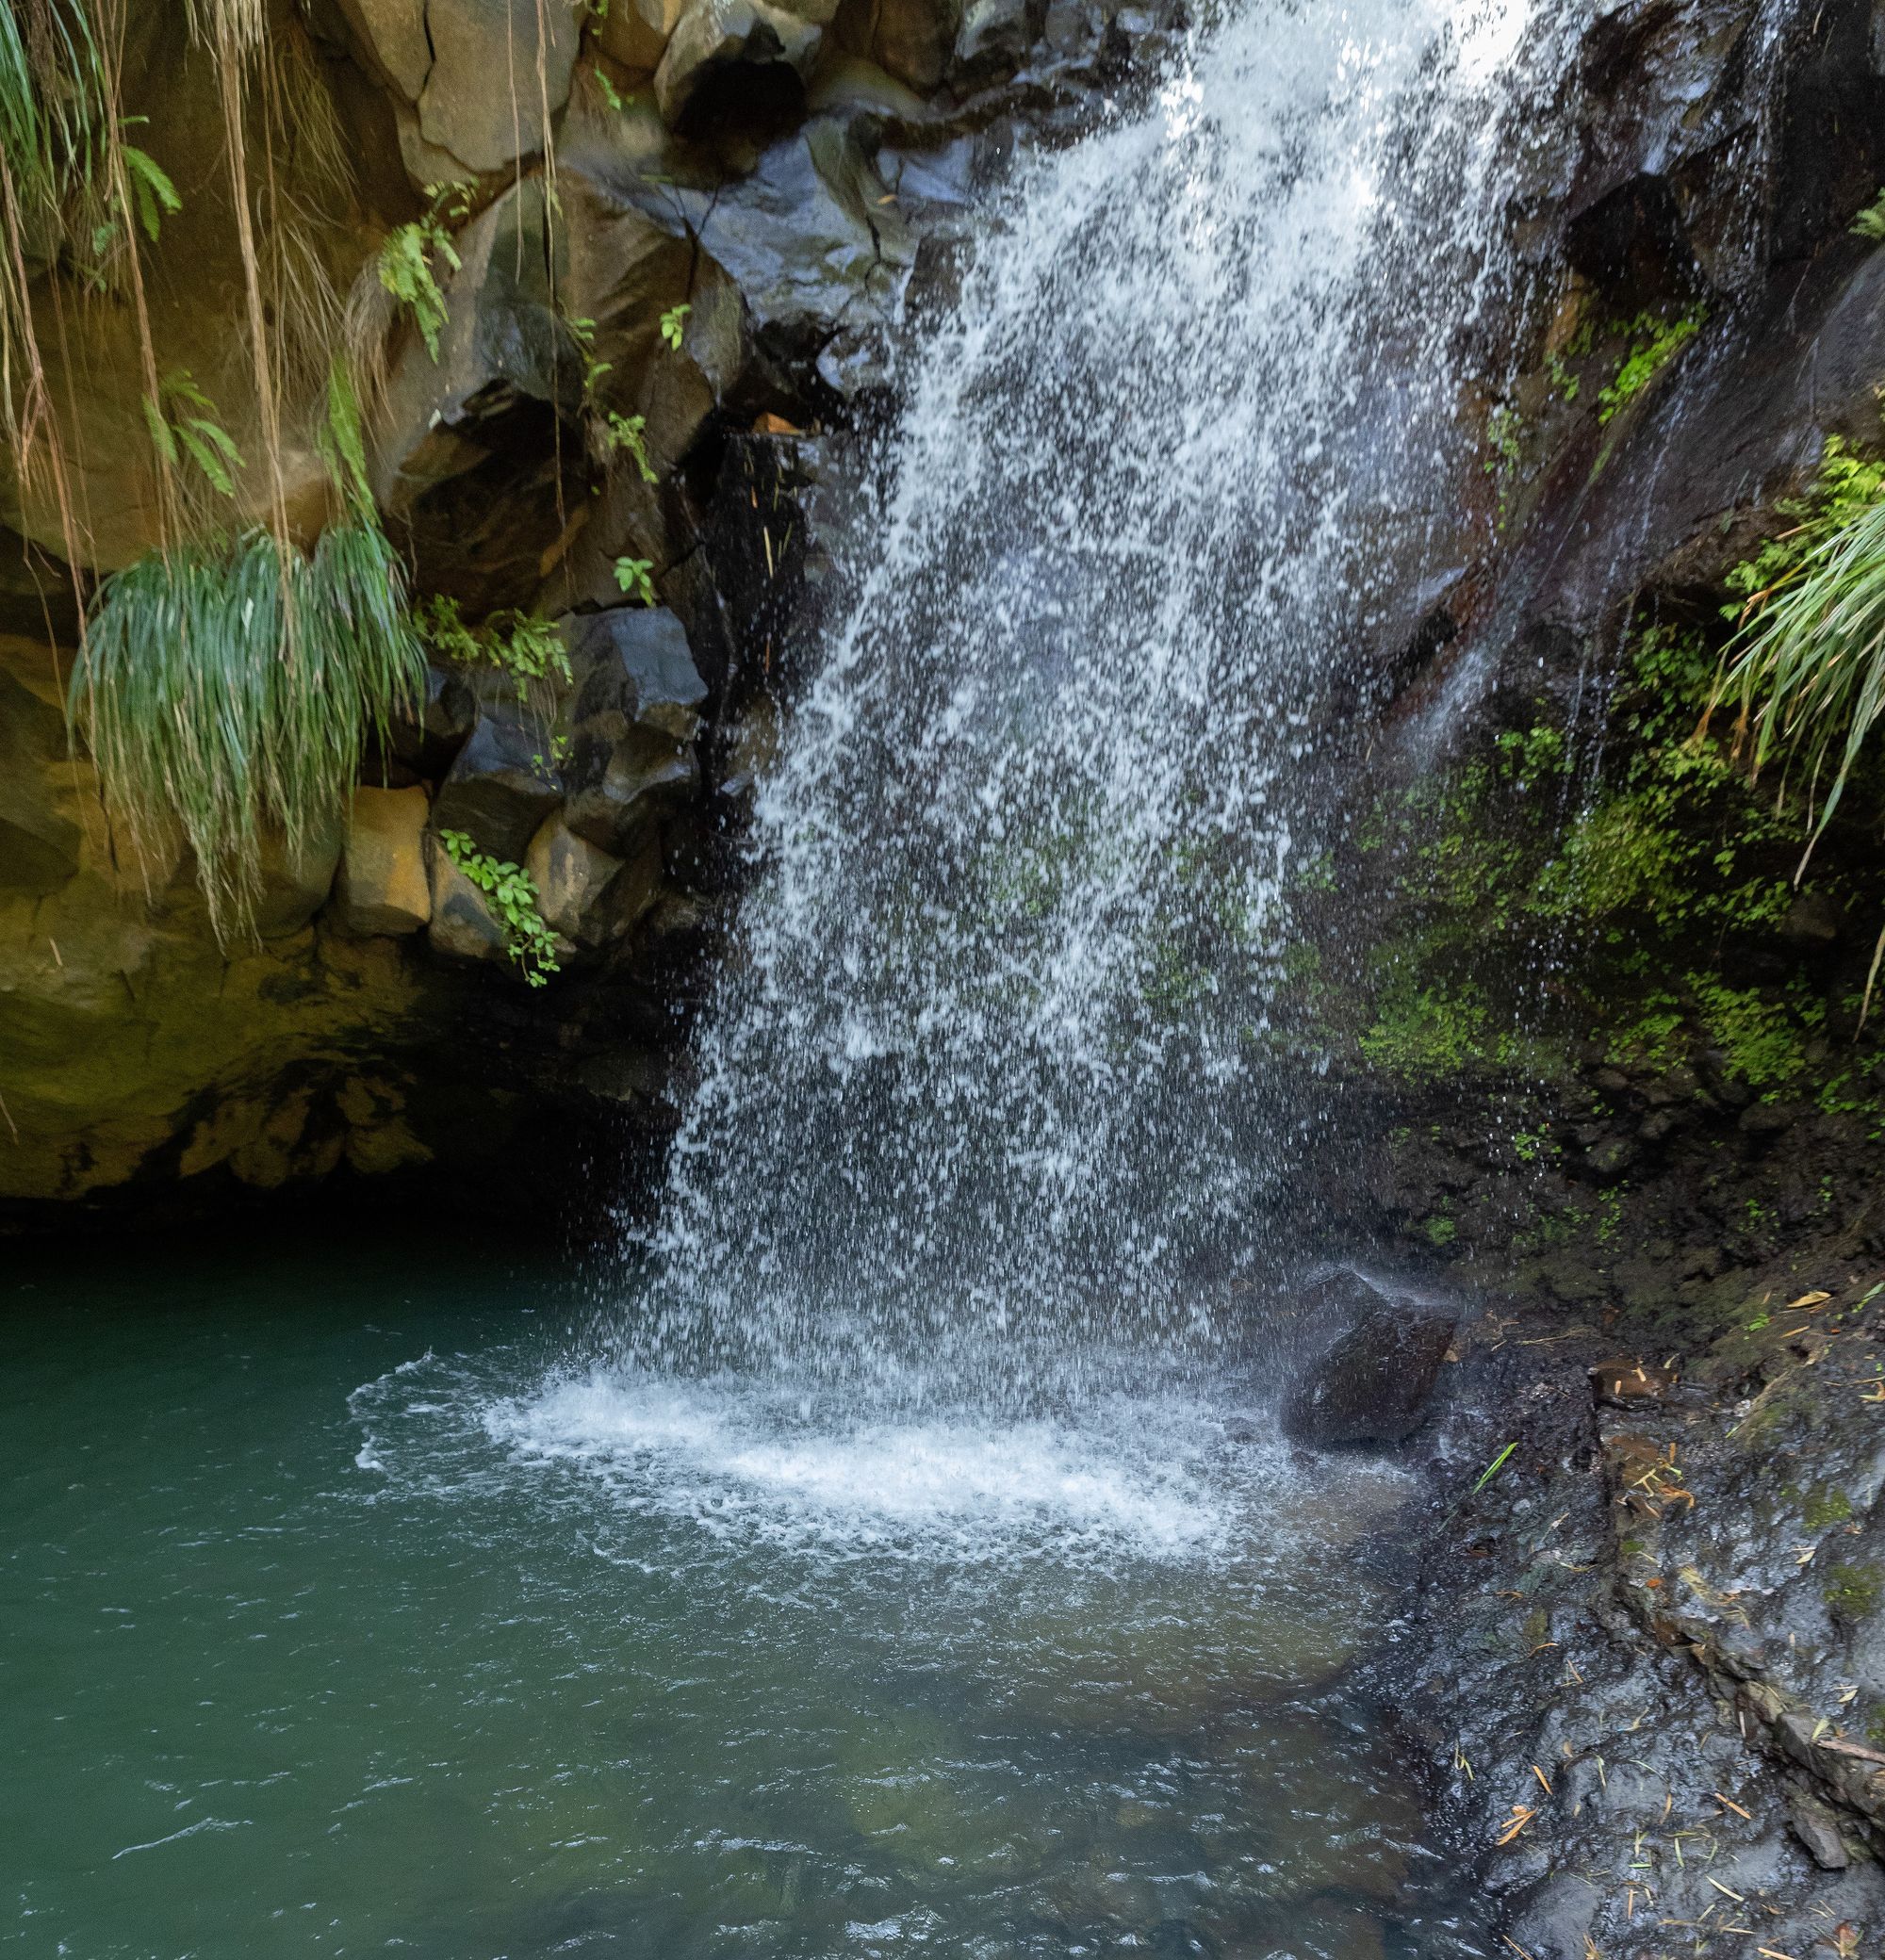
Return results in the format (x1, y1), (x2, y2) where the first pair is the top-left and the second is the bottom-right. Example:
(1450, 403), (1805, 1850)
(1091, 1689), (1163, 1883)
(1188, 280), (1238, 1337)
(123, 143), (181, 242)
(614, 555), (654, 604)
(176, 423), (238, 498)
(140, 395), (177, 467)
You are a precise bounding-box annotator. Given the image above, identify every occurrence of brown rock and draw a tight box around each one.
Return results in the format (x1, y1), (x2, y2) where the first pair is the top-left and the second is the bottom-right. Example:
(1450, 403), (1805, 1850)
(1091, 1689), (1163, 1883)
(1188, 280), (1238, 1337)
(335, 787), (432, 936)
(427, 846), (511, 966)
(523, 815), (623, 943)
(331, 0), (432, 100)
(595, 0), (688, 67)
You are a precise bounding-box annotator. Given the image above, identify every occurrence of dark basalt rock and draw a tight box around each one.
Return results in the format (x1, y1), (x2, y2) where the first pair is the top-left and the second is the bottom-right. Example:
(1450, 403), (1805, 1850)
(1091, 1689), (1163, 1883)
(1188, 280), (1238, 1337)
(1280, 1285), (1457, 1447)
(431, 708), (566, 861)
(563, 608), (710, 857)
(387, 665), (478, 783)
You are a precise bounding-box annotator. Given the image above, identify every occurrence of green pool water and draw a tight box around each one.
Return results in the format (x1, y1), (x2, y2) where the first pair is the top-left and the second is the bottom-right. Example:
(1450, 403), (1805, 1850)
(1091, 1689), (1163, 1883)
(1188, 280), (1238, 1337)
(4, 1232), (1465, 1958)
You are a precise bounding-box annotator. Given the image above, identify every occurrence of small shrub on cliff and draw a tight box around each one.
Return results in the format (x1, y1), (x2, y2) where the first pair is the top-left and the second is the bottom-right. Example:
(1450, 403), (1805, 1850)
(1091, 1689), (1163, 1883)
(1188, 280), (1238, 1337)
(416, 596), (571, 707)
(1713, 433), (1885, 1013)
(1597, 309), (1707, 423)
(1714, 445), (1885, 853)
(139, 368), (242, 501)
(374, 183), (469, 362)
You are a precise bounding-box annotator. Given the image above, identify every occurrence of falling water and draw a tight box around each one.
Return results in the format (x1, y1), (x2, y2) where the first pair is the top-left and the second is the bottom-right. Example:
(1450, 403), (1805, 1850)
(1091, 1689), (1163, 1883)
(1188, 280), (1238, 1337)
(613, 0), (1566, 1401)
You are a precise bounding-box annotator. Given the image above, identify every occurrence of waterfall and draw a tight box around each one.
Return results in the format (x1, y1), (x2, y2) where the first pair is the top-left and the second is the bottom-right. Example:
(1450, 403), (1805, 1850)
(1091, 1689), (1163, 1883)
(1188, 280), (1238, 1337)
(613, 0), (1568, 1401)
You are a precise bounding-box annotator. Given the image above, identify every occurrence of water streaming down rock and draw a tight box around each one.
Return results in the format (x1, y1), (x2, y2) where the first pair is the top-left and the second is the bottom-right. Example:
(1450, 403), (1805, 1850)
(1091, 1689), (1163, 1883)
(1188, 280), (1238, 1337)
(617, 0), (1570, 1399)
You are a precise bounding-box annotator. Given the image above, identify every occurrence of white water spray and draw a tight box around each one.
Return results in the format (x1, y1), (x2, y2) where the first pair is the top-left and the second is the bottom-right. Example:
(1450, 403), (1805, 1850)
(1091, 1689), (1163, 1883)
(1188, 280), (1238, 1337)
(595, 0), (1572, 1408)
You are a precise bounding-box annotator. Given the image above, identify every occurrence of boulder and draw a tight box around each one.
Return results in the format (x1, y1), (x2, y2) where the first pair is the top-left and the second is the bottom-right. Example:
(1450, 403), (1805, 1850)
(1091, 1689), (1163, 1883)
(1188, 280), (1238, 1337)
(653, 0), (830, 129)
(953, 0), (1029, 75)
(387, 664), (479, 782)
(830, 0), (959, 92)
(1279, 1283), (1456, 1448)
(431, 706), (566, 861)
(331, 0), (432, 101)
(372, 175), (580, 612)
(418, 0), (590, 172)
(562, 607), (707, 854)
(523, 814), (625, 942)
(254, 822), (344, 939)
(687, 119), (916, 358)
(426, 846), (510, 965)
(594, 0), (688, 67)
(334, 786), (432, 936)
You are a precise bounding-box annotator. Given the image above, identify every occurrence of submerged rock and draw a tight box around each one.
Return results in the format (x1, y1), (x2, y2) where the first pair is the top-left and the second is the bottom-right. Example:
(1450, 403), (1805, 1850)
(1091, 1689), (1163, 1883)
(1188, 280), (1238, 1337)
(1279, 1287), (1456, 1448)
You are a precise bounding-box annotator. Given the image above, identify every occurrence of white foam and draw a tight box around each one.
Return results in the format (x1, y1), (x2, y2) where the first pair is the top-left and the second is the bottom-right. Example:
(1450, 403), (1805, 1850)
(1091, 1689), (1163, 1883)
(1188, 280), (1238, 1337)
(483, 1367), (1294, 1566)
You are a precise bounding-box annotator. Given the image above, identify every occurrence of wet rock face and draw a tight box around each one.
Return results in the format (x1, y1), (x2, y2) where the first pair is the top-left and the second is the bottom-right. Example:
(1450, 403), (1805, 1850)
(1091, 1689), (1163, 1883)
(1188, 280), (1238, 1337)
(563, 608), (709, 855)
(1385, 1274), (1885, 1960)
(1279, 1276), (1457, 1448)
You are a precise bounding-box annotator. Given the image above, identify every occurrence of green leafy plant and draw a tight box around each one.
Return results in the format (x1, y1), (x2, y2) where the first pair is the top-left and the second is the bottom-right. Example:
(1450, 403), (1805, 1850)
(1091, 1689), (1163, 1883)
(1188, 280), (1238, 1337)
(1853, 190), (1885, 241)
(595, 70), (631, 111)
(565, 312), (611, 396)
(1713, 436), (1885, 876)
(139, 369), (243, 498)
(565, 313), (659, 482)
(416, 596), (571, 705)
(375, 182), (468, 362)
(436, 828), (561, 986)
(599, 410), (658, 482)
(659, 302), (690, 351)
(120, 131), (180, 242)
(71, 519), (424, 936)
(68, 364), (424, 938)
(1723, 438), (1885, 628)
(615, 554), (655, 604)
(1484, 403), (1522, 526)
(1597, 310), (1706, 424)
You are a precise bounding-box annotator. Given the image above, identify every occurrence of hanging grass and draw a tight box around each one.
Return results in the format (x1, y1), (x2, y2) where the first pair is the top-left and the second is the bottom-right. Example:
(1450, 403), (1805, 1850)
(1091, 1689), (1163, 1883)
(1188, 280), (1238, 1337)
(1714, 463), (1885, 1021)
(1716, 483), (1885, 860)
(71, 369), (424, 939)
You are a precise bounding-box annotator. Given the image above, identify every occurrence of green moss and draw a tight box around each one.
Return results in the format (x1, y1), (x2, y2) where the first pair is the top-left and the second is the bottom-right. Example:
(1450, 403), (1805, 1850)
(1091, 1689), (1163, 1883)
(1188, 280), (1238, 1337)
(1360, 972), (1489, 1082)
(1424, 1214), (1458, 1247)
(1825, 1562), (1883, 1625)
(1803, 1486), (1854, 1531)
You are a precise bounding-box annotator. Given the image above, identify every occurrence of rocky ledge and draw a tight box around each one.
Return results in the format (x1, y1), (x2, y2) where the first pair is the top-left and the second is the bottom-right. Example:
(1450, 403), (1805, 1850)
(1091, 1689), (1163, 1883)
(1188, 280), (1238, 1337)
(1352, 1251), (1885, 1960)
